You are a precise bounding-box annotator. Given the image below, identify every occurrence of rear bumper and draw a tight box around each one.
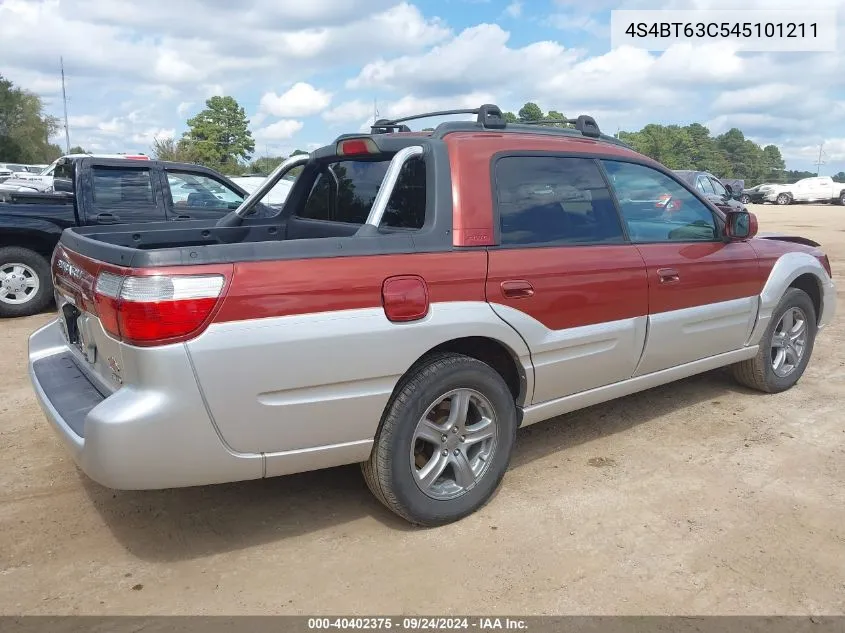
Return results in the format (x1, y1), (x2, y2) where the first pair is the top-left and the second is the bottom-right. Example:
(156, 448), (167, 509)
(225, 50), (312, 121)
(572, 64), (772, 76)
(27, 319), (264, 490)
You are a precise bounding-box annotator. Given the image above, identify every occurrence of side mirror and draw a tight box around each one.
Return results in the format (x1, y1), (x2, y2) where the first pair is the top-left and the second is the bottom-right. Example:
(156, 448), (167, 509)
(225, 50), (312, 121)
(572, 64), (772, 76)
(725, 210), (757, 240)
(53, 177), (73, 194)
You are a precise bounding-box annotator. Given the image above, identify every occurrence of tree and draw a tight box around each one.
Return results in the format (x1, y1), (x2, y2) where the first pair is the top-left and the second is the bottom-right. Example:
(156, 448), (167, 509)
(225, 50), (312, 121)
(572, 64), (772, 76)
(68, 145), (89, 155)
(517, 102), (544, 122)
(0, 74), (63, 163)
(180, 96), (255, 170)
(249, 156), (285, 175)
(152, 136), (200, 164)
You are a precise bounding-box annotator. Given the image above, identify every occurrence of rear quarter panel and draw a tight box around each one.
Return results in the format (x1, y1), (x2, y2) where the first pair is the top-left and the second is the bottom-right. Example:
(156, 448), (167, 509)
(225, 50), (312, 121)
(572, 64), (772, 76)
(185, 251), (533, 456)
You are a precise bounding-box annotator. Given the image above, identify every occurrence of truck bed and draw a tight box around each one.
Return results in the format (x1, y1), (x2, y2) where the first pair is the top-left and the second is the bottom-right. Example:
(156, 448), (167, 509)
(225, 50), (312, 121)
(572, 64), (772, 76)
(60, 215), (423, 268)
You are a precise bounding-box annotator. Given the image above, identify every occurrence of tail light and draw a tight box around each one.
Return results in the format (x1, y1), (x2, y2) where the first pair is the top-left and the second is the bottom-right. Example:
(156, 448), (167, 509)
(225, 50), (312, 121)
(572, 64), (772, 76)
(94, 271), (226, 346)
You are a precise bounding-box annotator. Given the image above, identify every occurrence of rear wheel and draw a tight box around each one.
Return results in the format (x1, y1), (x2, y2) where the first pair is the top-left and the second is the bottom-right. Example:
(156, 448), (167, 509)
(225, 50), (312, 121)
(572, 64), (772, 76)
(838, 191), (845, 205)
(776, 193), (791, 205)
(362, 353), (517, 526)
(732, 288), (816, 393)
(740, 194), (751, 204)
(0, 247), (53, 318)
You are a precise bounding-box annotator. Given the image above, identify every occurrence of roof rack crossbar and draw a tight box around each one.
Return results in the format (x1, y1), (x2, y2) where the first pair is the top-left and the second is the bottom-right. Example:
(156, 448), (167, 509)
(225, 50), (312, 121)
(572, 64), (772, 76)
(367, 103), (601, 139)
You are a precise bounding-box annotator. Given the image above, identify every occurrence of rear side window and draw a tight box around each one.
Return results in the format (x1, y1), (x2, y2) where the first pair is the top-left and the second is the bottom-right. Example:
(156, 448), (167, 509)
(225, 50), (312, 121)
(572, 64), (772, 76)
(298, 157), (426, 229)
(91, 167), (154, 205)
(494, 156), (625, 246)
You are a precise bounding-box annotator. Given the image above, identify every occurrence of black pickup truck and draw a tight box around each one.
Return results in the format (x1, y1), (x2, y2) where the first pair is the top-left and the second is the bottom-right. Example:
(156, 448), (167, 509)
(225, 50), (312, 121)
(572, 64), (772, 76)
(0, 156), (268, 317)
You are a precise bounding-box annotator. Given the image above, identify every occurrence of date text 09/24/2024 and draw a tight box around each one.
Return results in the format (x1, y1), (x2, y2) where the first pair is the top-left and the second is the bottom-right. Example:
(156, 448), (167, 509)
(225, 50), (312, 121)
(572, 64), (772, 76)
(307, 618), (527, 630)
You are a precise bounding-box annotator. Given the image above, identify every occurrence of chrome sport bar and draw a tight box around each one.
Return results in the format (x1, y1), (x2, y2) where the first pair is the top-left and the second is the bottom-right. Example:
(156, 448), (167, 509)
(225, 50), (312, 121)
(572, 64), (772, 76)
(364, 145), (424, 227)
(233, 153), (311, 218)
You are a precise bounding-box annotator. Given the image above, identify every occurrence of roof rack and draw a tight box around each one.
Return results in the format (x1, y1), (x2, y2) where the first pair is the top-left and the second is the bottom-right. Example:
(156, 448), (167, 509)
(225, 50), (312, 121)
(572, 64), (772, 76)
(368, 103), (603, 140)
(370, 104), (507, 134)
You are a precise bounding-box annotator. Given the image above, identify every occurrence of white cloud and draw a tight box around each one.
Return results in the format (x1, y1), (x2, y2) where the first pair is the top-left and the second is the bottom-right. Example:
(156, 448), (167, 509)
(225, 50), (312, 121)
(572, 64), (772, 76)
(505, 2), (522, 18)
(254, 119), (305, 141)
(132, 128), (176, 144)
(259, 83), (332, 118)
(177, 102), (194, 117)
(322, 100), (379, 124)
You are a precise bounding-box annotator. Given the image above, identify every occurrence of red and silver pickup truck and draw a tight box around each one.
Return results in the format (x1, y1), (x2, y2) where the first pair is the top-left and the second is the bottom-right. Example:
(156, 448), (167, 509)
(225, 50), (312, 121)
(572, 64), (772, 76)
(28, 105), (837, 526)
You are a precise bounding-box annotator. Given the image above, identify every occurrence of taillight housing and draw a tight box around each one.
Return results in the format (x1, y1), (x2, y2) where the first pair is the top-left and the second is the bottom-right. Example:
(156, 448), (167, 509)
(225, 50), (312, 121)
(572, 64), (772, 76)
(94, 271), (226, 346)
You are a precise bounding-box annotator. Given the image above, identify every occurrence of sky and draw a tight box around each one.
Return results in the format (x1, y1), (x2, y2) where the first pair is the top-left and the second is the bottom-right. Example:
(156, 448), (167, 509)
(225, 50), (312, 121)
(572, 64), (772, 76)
(1, 0), (844, 174)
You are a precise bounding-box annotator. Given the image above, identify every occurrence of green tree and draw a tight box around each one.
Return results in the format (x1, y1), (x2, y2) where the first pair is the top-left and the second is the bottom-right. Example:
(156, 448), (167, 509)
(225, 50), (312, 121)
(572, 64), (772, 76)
(517, 102), (544, 122)
(0, 74), (63, 163)
(180, 96), (255, 169)
(502, 111), (518, 123)
(249, 156), (285, 175)
(68, 145), (89, 155)
(152, 136), (201, 164)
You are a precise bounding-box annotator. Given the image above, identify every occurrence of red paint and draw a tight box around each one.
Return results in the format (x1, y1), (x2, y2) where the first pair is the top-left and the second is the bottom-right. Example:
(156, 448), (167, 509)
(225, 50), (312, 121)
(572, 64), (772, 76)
(214, 251), (488, 322)
(748, 212), (759, 239)
(486, 245), (649, 330)
(382, 276), (429, 322)
(634, 242), (764, 314)
(445, 132), (648, 248)
(749, 236), (827, 281)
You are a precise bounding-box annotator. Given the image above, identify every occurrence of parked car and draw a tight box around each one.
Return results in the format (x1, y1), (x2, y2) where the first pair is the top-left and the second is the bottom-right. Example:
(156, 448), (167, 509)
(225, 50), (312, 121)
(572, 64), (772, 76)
(0, 155), (268, 317)
(739, 184), (774, 204)
(0, 153), (151, 194)
(0, 163), (29, 183)
(760, 176), (845, 205)
(28, 104), (836, 526)
(672, 170), (745, 214)
(230, 173), (294, 208)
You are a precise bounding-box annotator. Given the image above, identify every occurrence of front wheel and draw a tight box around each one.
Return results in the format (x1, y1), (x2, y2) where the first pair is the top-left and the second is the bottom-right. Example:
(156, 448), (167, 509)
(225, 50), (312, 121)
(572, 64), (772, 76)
(776, 193), (792, 205)
(0, 247), (53, 318)
(731, 288), (817, 393)
(838, 191), (845, 206)
(740, 194), (751, 204)
(362, 353), (517, 526)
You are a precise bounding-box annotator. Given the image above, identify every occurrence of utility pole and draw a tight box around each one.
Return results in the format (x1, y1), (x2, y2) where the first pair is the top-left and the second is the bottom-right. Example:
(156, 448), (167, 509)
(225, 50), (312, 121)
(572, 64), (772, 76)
(815, 142), (825, 176)
(60, 57), (71, 154)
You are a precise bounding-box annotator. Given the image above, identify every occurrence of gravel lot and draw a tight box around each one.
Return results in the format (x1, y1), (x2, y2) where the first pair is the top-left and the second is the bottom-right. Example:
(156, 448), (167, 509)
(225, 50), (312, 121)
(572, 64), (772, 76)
(0, 203), (843, 616)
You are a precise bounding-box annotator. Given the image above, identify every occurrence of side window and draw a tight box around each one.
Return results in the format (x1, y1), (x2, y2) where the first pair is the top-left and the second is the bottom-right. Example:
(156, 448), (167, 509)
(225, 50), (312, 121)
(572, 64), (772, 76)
(696, 176), (715, 195)
(494, 156), (625, 246)
(166, 172), (244, 210)
(601, 160), (718, 243)
(91, 167), (154, 206)
(709, 177), (728, 197)
(298, 158), (425, 229)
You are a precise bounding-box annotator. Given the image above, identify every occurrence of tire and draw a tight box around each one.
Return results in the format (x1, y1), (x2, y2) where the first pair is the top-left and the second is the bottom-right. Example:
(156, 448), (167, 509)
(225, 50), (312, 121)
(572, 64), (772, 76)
(731, 288), (817, 393)
(838, 191), (845, 206)
(740, 194), (751, 204)
(0, 247), (53, 318)
(362, 352), (517, 526)
(776, 193), (791, 205)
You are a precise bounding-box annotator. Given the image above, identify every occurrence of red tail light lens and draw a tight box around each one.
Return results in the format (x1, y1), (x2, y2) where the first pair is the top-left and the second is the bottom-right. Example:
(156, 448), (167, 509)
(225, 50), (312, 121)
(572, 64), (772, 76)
(93, 271), (225, 346)
(337, 138), (378, 156)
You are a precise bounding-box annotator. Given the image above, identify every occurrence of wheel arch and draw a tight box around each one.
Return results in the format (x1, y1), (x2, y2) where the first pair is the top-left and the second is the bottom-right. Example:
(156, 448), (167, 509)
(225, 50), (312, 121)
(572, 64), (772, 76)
(747, 252), (831, 346)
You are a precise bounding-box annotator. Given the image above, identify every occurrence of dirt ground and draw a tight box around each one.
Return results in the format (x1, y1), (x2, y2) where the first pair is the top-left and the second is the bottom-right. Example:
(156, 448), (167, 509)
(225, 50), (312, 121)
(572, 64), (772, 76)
(0, 203), (843, 616)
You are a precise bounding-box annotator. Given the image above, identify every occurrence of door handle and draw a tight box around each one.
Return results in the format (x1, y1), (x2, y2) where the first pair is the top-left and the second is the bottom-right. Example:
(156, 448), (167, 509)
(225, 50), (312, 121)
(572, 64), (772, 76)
(94, 212), (120, 224)
(657, 268), (680, 284)
(173, 214), (194, 220)
(501, 280), (535, 299)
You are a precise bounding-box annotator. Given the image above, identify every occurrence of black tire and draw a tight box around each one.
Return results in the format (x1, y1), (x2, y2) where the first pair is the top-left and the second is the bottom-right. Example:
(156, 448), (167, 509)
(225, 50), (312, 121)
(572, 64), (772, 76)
(838, 190), (845, 206)
(740, 194), (751, 204)
(731, 288), (817, 393)
(776, 193), (791, 205)
(0, 247), (53, 318)
(362, 352), (517, 526)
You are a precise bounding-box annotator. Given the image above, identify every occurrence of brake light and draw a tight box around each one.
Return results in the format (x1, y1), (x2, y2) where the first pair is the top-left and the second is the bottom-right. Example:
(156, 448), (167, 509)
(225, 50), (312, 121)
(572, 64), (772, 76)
(337, 138), (378, 156)
(94, 271), (225, 346)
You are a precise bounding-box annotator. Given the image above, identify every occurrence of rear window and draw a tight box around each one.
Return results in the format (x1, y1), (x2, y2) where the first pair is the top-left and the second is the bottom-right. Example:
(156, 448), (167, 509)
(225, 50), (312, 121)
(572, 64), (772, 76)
(92, 167), (154, 205)
(298, 157), (426, 229)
